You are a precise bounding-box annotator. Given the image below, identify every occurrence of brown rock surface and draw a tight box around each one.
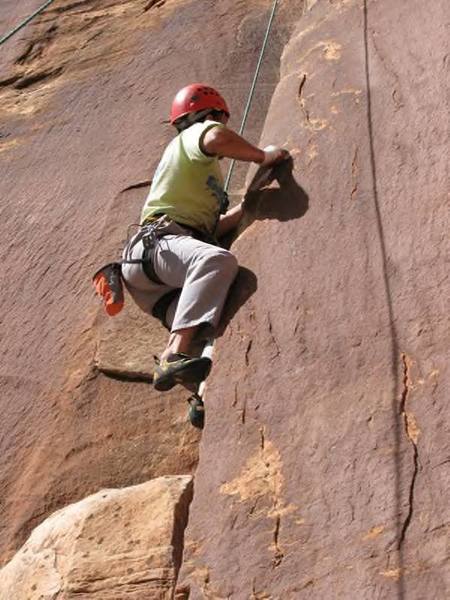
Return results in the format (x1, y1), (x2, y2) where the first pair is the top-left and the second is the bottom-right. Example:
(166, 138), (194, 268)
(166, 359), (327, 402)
(1, 0), (448, 597)
(177, 0), (449, 598)
(0, 0), (296, 563)
(0, 475), (193, 599)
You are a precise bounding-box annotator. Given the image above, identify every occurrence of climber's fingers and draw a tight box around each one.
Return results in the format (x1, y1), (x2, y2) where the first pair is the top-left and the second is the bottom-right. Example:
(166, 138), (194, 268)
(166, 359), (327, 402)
(262, 145), (291, 167)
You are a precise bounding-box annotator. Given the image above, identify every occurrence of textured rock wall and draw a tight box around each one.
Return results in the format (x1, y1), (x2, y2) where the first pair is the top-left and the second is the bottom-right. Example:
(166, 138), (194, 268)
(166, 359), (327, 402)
(0, 476), (193, 599)
(1, 0), (448, 597)
(177, 0), (449, 598)
(0, 0), (297, 563)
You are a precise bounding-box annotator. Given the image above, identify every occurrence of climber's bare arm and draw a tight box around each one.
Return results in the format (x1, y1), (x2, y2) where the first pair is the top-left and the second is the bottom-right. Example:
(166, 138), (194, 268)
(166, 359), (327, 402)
(201, 127), (259, 238)
(204, 126), (291, 237)
(201, 126), (265, 163)
(216, 202), (244, 238)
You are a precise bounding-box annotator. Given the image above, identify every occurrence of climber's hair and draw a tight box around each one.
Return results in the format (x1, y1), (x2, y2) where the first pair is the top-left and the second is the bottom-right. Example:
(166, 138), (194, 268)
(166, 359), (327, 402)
(174, 109), (228, 133)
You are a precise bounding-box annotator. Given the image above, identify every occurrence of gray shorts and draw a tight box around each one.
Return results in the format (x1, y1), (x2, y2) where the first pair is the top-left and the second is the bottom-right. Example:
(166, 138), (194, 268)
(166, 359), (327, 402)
(121, 218), (239, 333)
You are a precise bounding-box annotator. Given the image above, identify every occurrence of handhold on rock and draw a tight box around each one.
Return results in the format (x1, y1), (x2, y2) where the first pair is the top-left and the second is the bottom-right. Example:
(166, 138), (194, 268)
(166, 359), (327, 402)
(247, 154), (293, 193)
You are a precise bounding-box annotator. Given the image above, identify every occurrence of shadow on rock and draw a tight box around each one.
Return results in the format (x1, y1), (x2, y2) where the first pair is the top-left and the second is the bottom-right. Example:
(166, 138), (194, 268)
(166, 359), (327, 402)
(215, 160), (306, 335)
(241, 157), (309, 231)
(217, 266), (258, 337)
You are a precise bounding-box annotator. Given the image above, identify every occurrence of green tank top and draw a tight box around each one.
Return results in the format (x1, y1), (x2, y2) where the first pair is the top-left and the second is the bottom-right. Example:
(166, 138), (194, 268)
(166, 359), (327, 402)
(141, 120), (226, 234)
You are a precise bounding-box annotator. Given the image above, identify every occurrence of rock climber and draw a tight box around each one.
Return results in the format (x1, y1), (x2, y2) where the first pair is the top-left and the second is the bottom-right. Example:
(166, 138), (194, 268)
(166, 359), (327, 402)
(121, 83), (289, 391)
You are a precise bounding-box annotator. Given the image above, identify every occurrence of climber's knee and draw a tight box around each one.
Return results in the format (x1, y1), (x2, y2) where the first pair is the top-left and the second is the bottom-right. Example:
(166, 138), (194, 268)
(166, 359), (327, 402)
(215, 249), (239, 278)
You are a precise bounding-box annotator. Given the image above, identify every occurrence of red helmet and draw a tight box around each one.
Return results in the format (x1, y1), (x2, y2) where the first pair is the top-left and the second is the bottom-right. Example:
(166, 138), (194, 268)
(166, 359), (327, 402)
(170, 83), (230, 124)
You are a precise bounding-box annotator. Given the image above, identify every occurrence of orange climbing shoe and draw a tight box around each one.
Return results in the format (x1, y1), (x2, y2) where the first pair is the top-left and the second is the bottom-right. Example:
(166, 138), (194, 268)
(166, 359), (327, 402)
(153, 353), (212, 392)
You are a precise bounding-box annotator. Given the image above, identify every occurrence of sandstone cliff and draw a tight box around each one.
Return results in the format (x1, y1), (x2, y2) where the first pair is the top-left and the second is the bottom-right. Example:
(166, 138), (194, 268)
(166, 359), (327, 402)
(0, 0), (448, 598)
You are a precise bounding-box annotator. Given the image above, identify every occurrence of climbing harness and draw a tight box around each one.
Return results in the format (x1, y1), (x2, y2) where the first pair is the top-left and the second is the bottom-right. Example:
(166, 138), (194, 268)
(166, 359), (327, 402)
(0, 0), (55, 47)
(92, 220), (164, 316)
(190, 0), (280, 428)
(93, 215), (217, 319)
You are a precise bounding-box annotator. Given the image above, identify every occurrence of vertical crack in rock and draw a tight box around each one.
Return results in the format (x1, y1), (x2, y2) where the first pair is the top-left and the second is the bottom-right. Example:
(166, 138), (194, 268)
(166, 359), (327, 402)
(267, 313), (281, 361)
(259, 427), (284, 568)
(259, 426), (266, 450)
(223, 431), (286, 568)
(398, 353), (420, 549)
(236, 383), (247, 425)
(245, 339), (253, 366)
(297, 73), (311, 125)
(171, 478), (194, 593)
(298, 72), (307, 97)
(232, 383), (246, 425)
(232, 382), (238, 407)
(296, 71), (327, 131)
(351, 147), (358, 200)
(272, 513), (284, 568)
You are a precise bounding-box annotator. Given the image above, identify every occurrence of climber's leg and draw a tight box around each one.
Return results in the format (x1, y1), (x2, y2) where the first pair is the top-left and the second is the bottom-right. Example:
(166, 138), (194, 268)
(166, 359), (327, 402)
(151, 234), (238, 390)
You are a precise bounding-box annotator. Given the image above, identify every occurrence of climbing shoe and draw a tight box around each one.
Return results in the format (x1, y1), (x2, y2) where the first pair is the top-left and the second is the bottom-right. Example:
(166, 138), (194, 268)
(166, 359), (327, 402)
(187, 393), (205, 429)
(153, 353), (212, 392)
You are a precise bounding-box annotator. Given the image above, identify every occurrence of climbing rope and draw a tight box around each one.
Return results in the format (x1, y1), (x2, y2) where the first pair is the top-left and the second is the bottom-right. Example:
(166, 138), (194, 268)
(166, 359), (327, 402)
(224, 0), (279, 192)
(0, 0), (55, 47)
(195, 0), (279, 410)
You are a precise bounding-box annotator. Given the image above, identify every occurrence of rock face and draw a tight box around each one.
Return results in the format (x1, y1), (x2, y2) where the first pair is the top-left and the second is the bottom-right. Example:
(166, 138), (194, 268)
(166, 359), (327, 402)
(0, 0), (295, 562)
(0, 476), (193, 599)
(1, 0), (448, 598)
(176, 0), (449, 598)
